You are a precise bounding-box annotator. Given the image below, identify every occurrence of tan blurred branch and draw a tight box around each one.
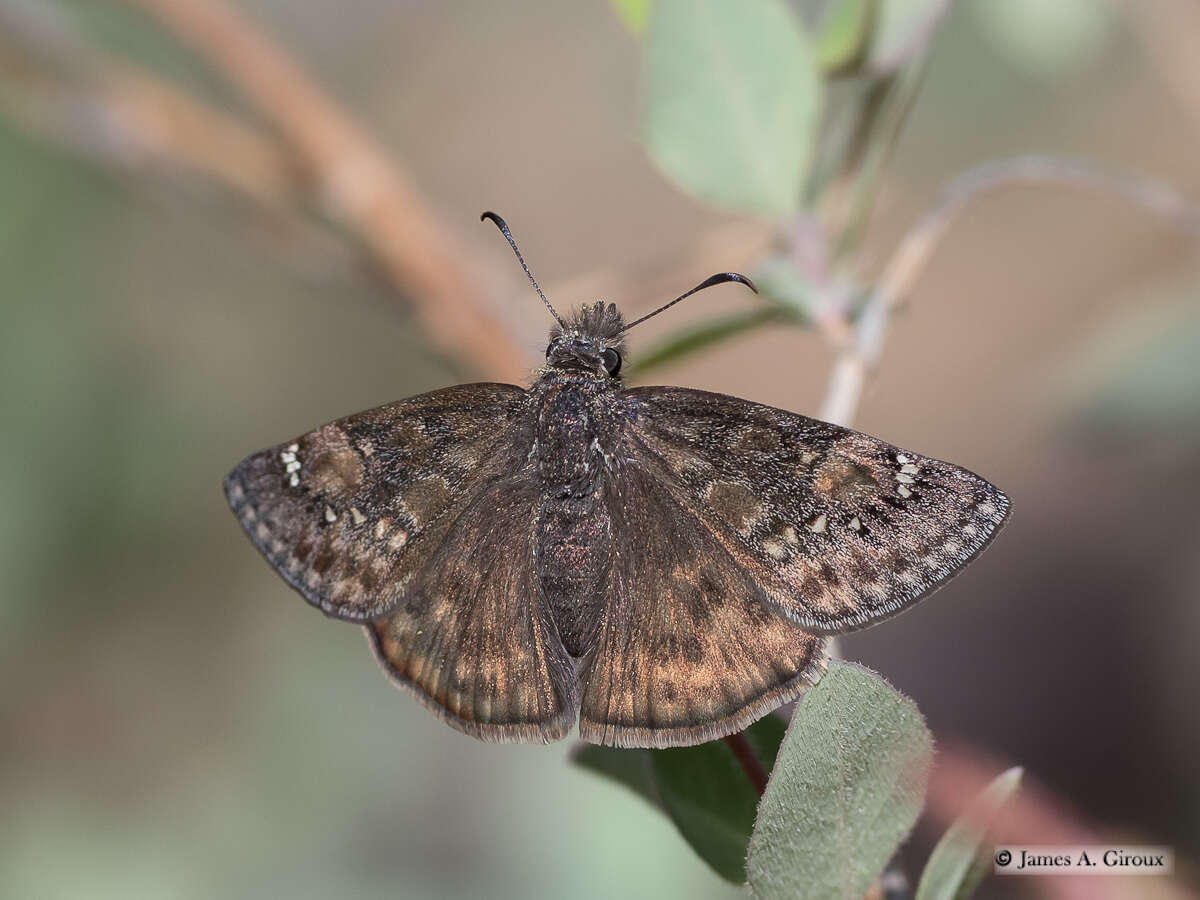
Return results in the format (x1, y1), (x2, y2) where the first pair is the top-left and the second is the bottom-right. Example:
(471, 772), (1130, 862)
(1129, 0), (1200, 140)
(0, 0), (772, 376)
(0, 0), (295, 204)
(123, 0), (527, 379)
(821, 154), (1200, 426)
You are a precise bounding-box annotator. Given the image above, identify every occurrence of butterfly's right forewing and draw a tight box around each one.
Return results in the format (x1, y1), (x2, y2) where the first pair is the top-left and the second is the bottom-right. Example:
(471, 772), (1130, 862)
(622, 387), (1009, 634)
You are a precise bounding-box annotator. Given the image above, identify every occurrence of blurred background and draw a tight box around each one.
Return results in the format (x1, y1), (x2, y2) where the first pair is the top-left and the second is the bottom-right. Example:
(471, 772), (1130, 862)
(2, 0), (1198, 897)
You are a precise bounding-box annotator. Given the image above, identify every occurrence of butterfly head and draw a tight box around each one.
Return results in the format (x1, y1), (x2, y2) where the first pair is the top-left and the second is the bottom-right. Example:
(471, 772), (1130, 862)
(547, 301), (626, 379)
(480, 211), (757, 383)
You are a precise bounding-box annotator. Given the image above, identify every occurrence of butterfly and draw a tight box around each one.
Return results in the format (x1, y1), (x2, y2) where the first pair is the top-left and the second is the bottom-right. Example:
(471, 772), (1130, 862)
(224, 212), (1009, 748)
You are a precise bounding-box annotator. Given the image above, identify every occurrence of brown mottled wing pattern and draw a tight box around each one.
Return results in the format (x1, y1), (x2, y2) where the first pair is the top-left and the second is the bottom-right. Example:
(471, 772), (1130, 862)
(224, 383), (532, 621)
(578, 462), (828, 748)
(622, 387), (1009, 633)
(367, 476), (578, 742)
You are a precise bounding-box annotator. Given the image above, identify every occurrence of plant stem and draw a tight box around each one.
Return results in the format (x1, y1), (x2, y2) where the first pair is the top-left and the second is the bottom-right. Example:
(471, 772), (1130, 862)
(723, 732), (769, 796)
(822, 154), (1200, 429)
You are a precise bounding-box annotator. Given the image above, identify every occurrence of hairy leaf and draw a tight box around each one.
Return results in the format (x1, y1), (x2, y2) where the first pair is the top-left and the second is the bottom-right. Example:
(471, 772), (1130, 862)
(747, 661), (932, 900)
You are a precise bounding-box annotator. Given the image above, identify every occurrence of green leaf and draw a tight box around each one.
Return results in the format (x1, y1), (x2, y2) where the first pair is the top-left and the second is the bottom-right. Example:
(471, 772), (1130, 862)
(627, 307), (789, 377)
(611, 0), (651, 35)
(1068, 289), (1200, 444)
(571, 742), (659, 808)
(815, 0), (877, 74)
(644, 0), (822, 217)
(747, 661), (933, 900)
(867, 0), (953, 74)
(572, 715), (788, 884)
(971, 0), (1117, 79)
(651, 715), (787, 883)
(915, 767), (1023, 900)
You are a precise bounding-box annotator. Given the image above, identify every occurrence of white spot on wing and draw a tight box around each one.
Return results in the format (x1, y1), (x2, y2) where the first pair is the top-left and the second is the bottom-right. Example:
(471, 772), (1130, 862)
(763, 539), (788, 561)
(280, 444), (302, 488)
(324, 506), (338, 523)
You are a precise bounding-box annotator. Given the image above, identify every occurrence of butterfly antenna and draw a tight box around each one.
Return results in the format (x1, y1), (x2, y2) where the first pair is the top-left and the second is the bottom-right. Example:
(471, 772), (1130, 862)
(621, 272), (758, 332)
(480, 211), (565, 327)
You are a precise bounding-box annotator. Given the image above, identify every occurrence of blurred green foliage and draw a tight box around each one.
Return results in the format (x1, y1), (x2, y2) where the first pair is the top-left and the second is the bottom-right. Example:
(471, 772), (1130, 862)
(6, 0), (1196, 897)
(915, 767), (1023, 900)
(1070, 289), (1200, 446)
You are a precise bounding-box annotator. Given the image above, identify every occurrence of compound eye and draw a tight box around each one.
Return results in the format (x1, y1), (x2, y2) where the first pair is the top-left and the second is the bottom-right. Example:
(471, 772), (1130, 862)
(601, 348), (622, 377)
(545, 344), (554, 359)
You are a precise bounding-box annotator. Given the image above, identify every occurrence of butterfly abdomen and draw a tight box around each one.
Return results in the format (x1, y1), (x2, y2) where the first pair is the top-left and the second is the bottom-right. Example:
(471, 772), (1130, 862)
(532, 376), (621, 657)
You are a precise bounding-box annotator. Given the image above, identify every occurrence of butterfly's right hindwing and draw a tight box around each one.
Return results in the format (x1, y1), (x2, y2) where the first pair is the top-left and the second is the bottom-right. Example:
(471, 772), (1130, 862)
(578, 462), (828, 748)
(224, 383), (533, 621)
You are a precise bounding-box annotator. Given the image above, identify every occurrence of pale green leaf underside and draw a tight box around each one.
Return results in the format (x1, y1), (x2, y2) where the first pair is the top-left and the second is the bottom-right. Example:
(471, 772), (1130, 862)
(644, 0), (821, 217)
(747, 660), (933, 900)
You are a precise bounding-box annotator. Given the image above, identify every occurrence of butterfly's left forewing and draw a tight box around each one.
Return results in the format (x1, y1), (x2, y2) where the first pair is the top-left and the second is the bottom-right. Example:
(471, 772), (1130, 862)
(224, 383), (532, 621)
(622, 386), (1009, 633)
(368, 475), (579, 743)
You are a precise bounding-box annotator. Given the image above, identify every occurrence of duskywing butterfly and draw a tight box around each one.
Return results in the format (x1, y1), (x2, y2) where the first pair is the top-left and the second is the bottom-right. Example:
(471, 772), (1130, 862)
(225, 213), (1008, 748)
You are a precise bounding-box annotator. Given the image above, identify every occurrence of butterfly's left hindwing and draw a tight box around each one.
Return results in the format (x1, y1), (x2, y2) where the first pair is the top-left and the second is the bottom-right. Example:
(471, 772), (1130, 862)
(368, 475), (579, 743)
(224, 383), (532, 621)
(622, 387), (1009, 634)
